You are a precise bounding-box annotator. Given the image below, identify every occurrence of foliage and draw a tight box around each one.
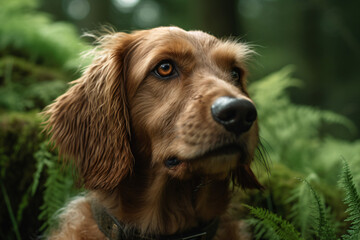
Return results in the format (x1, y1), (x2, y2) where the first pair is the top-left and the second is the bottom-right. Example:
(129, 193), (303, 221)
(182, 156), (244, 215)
(0, 0), (88, 238)
(249, 66), (360, 197)
(250, 66), (358, 175)
(245, 204), (303, 240)
(1, 181), (21, 240)
(338, 160), (360, 240)
(287, 175), (319, 239)
(0, 0), (89, 69)
(0, 112), (78, 238)
(32, 142), (79, 232)
(0, 0), (90, 111)
(0, 112), (44, 239)
(0, 56), (69, 111)
(0, 112), (79, 238)
(301, 179), (336, 240)
(246, 161), (360, 239)
(239, 66), (360, 239)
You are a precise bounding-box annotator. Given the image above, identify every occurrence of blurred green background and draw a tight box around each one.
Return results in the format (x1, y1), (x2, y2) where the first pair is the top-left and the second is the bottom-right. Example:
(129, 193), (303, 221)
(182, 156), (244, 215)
(0, 0), (359, 239)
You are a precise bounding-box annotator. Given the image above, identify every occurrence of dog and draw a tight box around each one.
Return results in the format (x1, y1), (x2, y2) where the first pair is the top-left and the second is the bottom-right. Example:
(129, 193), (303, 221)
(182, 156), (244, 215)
(44, 26), (263, 240)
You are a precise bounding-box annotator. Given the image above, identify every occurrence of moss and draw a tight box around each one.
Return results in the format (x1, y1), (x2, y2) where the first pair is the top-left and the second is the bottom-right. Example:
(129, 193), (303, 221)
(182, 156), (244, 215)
(0, 111), (45, 238)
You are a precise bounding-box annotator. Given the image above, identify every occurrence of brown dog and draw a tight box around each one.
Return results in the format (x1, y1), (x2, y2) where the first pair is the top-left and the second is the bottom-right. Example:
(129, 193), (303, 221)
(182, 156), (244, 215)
(45, 26), (262, 240)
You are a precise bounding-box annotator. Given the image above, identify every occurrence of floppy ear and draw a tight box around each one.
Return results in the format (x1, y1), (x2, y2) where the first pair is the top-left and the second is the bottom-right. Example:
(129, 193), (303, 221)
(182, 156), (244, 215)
(44, 33), (136, 191)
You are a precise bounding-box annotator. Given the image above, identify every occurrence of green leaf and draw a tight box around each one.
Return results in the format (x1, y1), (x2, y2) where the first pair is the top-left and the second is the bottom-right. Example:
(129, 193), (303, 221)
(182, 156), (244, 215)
(301, 179), (336, 240)
(338, 160), (360, 240)
(244, 204), (304, 240)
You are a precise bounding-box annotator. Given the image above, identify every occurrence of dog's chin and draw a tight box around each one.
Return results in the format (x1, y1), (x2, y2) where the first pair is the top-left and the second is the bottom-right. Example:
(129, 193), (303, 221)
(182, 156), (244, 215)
(192, 153), (239, 177)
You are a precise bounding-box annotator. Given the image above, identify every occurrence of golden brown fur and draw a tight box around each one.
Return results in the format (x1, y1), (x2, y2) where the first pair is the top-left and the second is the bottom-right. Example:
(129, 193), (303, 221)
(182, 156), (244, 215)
(45, 26), (262, 240)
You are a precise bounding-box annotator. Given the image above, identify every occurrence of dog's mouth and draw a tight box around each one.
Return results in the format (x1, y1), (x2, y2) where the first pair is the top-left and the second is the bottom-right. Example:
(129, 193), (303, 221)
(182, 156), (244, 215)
(193, 143), (242, 161)
(165, 143), (245, 169)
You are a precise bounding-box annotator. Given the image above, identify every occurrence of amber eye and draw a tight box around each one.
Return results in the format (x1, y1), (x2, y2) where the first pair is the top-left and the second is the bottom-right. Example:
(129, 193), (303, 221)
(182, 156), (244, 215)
(154, 61), (177, 79)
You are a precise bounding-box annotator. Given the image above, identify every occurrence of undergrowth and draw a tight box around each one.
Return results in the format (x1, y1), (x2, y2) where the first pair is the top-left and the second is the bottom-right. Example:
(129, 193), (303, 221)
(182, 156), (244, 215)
(32, 142), (79, 232)
(246, 160), (360, 240)
(0, 0), (90, 111)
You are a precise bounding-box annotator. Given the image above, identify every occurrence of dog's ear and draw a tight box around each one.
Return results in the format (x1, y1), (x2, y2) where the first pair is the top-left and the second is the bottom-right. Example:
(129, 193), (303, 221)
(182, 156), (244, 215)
(44, 33), (137, 191)
(232, 164), (264, 190)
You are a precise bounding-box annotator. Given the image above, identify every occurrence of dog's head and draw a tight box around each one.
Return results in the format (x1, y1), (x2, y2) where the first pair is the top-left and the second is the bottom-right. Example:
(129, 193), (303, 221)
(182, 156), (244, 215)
(44, 27), (262, 191)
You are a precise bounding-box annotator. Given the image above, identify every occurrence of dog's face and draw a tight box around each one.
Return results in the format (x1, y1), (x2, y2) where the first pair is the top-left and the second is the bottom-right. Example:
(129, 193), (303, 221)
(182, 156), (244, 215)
(127, 28), (259, 179)
(45, 27), (261, 190)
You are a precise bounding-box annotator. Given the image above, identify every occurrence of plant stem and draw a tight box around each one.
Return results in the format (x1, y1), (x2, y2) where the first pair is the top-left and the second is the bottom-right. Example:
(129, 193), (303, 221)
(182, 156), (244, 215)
(1, 182), (22, 240)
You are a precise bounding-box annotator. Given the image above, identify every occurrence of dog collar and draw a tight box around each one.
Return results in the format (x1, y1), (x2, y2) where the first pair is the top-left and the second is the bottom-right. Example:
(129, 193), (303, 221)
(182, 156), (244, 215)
(91, 200), (219, 240)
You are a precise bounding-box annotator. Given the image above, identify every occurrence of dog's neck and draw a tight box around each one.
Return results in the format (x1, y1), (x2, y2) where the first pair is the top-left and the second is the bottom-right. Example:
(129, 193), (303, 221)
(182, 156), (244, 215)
(95, 170), (231, 235)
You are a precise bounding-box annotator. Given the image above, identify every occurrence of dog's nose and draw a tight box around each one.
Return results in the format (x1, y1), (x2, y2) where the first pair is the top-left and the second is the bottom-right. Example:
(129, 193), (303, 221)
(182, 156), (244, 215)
(211, 96), (257, 134)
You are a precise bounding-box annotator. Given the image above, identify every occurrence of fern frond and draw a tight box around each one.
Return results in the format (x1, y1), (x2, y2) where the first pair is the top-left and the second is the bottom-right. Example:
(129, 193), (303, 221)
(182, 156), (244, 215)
(244, 204), (304, 240)
(301, 179), (336, 240)
(288, 175), (318, 239)
(338, 160), (360, 240)
(32, 141), (51, 195)
(246, 218), (281, 240)
(33, 141), (79, 232)
(249, 66), (301, 103)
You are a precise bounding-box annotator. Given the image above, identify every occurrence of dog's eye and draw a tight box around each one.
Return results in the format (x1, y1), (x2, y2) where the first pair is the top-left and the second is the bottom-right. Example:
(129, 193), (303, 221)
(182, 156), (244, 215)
(230, 67), (245, 87)
(165, 157), (181, 168)
(230, 70), (239, 80)
(230, 68), (242, 81)
(153, 61), (178, 79)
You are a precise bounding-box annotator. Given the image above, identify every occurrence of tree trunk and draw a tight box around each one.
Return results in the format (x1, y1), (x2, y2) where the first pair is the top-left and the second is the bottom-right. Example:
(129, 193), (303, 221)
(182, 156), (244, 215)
(195, 0), (241, 37)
